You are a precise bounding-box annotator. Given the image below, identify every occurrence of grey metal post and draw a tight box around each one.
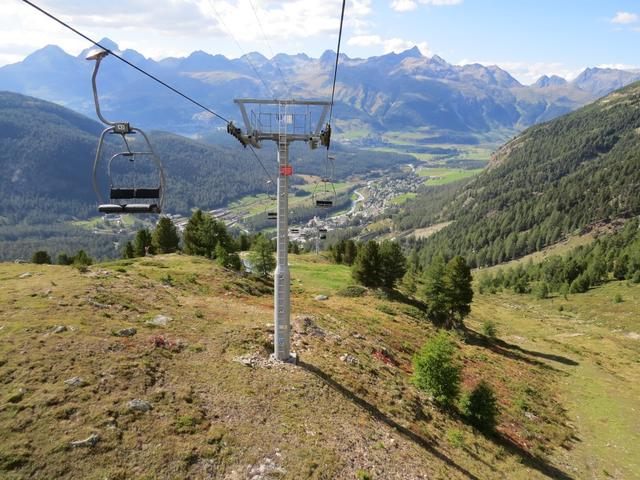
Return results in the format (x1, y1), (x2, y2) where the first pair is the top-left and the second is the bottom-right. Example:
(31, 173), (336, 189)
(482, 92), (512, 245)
(274, 140), (291, 361)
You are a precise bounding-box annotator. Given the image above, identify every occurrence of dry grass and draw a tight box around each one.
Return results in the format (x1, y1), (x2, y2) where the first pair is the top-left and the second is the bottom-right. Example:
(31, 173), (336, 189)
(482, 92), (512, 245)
(0, 254), (603, 479)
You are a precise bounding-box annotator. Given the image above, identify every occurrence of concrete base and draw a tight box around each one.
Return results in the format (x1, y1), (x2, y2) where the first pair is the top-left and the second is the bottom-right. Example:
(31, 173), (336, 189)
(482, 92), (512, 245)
(270, 351), (298, 365)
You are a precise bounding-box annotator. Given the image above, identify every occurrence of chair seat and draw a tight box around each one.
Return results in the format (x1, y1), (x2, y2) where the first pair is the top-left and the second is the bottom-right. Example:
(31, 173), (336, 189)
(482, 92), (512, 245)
(110, 188), (161, 199)
(99, 204), (160, 214)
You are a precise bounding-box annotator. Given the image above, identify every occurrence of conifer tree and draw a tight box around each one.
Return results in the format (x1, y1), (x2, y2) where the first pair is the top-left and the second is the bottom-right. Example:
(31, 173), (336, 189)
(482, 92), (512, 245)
(31, 250), (51, 264)
(248, 235), (275, 277)
(122, 241), (135, 259)
(134, 229), (154, 257)
(352, 241), (381, 287)
(422, 256), (449, 325)
(152, 217), (180, 254)
(444, 256), (474, 328)
(343, 240), (358, 266)
(379, 240), (407, 289)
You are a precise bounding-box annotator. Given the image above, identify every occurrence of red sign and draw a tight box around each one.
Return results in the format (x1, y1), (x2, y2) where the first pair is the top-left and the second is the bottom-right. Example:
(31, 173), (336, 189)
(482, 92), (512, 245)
(280, 166), (293, 176)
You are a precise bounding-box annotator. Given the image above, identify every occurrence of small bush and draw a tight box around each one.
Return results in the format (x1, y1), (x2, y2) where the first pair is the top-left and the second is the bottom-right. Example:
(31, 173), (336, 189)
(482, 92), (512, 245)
(355, 470), (373, 480)
(413, 331), (461, 407)
(460, 380), (498, 431)
(481, 320), (497, 339)
(31, 251), (51, 264)
(613, 294), (623, 304)
(337, 285), (366, 297)
(447, 429), (466, 449)
(376, 304), (396, 316)
(160, 273), (174, 286)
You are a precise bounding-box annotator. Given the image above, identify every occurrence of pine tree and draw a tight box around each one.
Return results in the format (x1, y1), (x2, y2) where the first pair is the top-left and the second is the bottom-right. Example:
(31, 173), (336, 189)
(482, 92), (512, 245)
(248, 235), (275, 277)
(73, 250), (93, 266)
(343, 240), (358, 266)
(379, 240), (407, 289)
(31, 250), (51, 264)
(122, 241), (134, 259)
(134, 229), (154, 257)
(413, 331), (461, 407)
(422, 256), (449, 325)
(183, 209), (207, 256)
(152, 217), (180, 254)
(444, 256), (474, 328)
(352, 241), (381, 287)
(57, 253), (73, 265)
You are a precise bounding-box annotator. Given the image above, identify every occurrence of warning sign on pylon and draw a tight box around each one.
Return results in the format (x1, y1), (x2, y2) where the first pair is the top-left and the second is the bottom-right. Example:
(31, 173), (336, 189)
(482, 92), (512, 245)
(280, 166), (293, 176)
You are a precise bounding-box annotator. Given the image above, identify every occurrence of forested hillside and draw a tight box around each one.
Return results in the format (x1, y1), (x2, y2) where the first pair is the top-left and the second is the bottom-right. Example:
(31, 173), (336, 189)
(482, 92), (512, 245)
(397, 81), (640, 268)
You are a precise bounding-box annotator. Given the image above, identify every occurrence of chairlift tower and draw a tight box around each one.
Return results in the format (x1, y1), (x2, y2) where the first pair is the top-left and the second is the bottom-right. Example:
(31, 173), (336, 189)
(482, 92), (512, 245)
(229, 99), (331, 361)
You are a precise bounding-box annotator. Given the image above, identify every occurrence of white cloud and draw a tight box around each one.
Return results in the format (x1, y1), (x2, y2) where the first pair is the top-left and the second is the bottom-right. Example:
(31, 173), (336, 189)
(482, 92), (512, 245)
(610, 11), (639, 24)
(391, 0), (417, 12)
(419, 0), (463, 5)
(391, 0), (461, 12)
(348, 35), (430, 55)
(0, 0), (374, 66)
(597, 63), (640, 71)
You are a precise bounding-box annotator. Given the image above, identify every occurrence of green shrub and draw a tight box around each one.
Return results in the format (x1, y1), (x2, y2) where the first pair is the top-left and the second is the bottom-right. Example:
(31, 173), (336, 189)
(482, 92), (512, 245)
(376, 304), (396, 316)
(613, 294), (623, 304)
(460, 380), (498, 431)
(481, 320), (497, 339)
(413, 331), (461, 407)
(31, 250), (51, 264)
(447, 428), (466, 449)
(356, 470), (373, 480)
(337, 285), (366, 297)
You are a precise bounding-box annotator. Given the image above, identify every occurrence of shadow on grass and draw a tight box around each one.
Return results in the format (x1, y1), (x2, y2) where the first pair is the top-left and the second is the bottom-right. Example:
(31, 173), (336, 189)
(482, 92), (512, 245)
(465, 330), (579, 367)
(300, 360), (574, 480)
(298, 360), (482, 480)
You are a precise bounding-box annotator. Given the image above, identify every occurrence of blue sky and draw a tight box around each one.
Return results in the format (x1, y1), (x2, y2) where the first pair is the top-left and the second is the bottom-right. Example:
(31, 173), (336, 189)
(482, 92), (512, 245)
(2, 0), (638, 84)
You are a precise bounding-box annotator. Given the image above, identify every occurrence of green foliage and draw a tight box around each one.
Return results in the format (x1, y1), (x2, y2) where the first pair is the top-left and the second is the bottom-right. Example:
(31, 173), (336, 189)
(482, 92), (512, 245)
(379, 240), (407, 288)
(479, 219), (640, 297)
(183, 209), (233, 259)
(57, 252), (73, 265)
(413, 331), (461, 407)
(122, 241), (135, 259)
(248, 235), (275, 277)
(447, 429), (466, 449)
(31, 250), (51, 264)
(351, 241), (381, 287)
(613, 293), (623, 304)
(481, 320), (498, 339)
(337, 285), (367, 297)
(421, 256), (473, 328)
(460, 380), (499, 431)
(152, 217), (180, 254)
(73, 250), (93, 266)
(134, 229), (154, 257)
(398, 83), (640, 269)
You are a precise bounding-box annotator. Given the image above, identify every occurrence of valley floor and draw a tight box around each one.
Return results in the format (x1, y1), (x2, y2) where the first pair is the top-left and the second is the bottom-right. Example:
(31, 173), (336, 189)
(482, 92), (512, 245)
(0, 255), (637, 479)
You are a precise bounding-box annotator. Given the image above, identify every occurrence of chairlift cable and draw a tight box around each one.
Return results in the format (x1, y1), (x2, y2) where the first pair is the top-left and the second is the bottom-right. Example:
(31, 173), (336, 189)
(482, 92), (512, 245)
(19, 0), (231, 125)
(328, 0), (346, 127)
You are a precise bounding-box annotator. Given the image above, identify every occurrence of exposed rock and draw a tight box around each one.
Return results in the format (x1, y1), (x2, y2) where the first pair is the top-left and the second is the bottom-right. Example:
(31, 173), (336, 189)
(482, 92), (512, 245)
(52, 325), (68, 334)
(87, 298), (109, 308)
(113, 327), (137, 337)
(249, 455), (286, 479)
(146, 315), (172, 327)
(314, 294), (329, 301)
(294, 315), (325, 337)
(70, 433), (100, 448)
(64, 377), (87, 388)
(128, 399), (152, 412)
(19, 272), (32, 279)
(340, 353), (358, 365)
(352, 333), (366, 340)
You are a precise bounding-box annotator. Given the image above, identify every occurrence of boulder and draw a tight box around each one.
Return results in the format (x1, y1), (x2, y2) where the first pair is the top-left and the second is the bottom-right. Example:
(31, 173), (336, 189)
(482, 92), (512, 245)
(146, 315), (172, 327)
(128, 399), (152, 412)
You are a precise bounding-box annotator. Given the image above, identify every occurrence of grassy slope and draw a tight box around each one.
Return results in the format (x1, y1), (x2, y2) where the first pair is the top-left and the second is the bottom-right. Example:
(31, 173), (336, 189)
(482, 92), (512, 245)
(0, 254), (635, 479)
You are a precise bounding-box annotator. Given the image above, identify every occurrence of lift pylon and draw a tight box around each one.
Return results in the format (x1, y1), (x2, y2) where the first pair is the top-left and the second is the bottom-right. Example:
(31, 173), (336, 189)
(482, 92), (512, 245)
(230, 99), (331, 362)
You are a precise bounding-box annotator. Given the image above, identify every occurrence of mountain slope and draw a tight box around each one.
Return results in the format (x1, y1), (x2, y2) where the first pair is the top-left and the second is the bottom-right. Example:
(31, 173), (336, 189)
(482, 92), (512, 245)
(2, 41), (640, 137)
(397, 81), (640, 267)
(0, 254), (582, 479)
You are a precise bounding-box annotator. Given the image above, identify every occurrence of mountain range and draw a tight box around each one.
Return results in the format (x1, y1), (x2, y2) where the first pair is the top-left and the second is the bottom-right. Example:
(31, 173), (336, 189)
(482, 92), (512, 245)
(2, 39), (640, 138)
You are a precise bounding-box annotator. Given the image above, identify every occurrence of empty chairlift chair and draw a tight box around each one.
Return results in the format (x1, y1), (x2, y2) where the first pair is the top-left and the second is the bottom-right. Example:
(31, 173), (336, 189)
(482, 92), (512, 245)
(87, 50), (165, 214)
